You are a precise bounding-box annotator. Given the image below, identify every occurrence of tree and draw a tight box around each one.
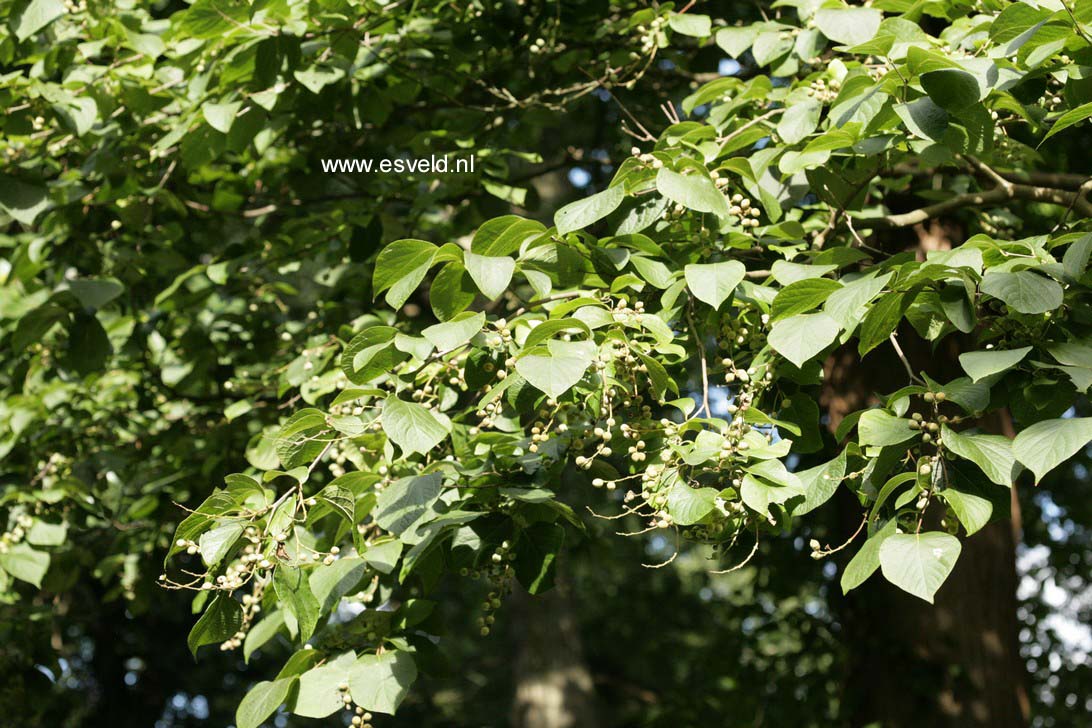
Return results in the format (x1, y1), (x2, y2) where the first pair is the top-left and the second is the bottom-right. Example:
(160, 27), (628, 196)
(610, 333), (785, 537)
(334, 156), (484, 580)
(2, 0), (1091, 726)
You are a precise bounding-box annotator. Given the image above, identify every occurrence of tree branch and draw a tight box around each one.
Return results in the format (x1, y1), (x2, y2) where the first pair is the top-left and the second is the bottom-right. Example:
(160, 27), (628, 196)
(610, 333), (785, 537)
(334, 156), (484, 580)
(859, 181), (1092, 229)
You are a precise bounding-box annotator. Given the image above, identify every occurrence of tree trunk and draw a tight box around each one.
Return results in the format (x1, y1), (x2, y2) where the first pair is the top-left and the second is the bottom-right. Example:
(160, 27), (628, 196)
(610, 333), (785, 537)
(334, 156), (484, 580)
(822, 330), (1029, 727)
(509, 579), (599, 728)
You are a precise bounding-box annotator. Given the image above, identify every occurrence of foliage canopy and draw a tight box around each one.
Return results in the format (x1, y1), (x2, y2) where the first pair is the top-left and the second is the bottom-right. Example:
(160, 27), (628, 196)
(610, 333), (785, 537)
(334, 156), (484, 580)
(2, 0), (1092, 725)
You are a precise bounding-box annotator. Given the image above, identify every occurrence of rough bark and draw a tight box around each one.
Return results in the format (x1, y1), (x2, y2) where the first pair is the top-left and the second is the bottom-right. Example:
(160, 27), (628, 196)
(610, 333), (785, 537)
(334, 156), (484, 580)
(509, 580), (599, 728)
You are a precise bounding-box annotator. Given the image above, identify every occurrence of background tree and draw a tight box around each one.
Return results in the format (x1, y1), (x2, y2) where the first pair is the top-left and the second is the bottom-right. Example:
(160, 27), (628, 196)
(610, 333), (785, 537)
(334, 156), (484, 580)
(1, 1), (1091, 727)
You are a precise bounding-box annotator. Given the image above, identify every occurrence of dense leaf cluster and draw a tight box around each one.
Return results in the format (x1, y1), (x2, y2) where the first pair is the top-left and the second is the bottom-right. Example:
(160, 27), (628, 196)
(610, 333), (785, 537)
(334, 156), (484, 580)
(2, 0), (1091, 724)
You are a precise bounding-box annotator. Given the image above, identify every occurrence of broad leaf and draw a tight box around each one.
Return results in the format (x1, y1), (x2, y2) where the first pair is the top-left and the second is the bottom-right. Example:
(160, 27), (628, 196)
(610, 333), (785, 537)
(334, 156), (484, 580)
(841, 518), (897, 594)
(980, 271), (1063, 314)
(879, 531), (962, 604)
(422, 312), (485, 351)
(348, 651), (418, 715)
(463, 252), (516, 300)
(188, 594), (243, 657)
(958, 346), (1031, 382)
(513, 522), (565, 594)
(656, 168), (730, 217)
(373, 239), (438, 309)
(1012, 417), (1092, 482)
(815, 7), (882, 46)
(515, 340), (595, 399)
(375, 473), (443, 540)
(382, 397), (451, 455)
(685, 261), (747, 310)
(554, 185), (625, 236)
(940, 425), (1017, 486)
(666, 481), (718, 525)
(274, 564), (321, 642)
(237, 678), (296, 728)
(858, 410), (917, 448)
(291, 651), (357, 718)
(0, 544), (50, 587)
(768, 313), (840, 368)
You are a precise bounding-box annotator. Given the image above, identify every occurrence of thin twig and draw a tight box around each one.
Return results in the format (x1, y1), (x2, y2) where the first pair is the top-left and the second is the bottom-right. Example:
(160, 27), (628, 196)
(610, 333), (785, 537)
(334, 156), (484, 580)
(717, 108), (784, 145)
(686, 298), (711, 419)
(889, 333), (924, 385)
(709, 526), (760, 574)
(642, 530), (681, 569)
(814, 513), (868, 557)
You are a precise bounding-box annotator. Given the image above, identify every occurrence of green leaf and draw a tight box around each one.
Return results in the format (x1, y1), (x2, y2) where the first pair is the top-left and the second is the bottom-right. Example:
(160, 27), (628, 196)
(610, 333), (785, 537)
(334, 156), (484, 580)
(1012, 417), (1092, 482)
(202, 101), (242, 133)
(878, 531), (961, 604)
(25, 520), (66, 546)
(684, 261), (747, 310)
(198, 522), (243, 568)
(938, 462), (997, 537)
(773, 277), (838, 320)
(668, 12), (711, 37)
(294, 65), (345, 94)
(631, 256), (676, 288)
(751, 30), (793, 67)
(1041, 100), (1092, 144)
(957, 346), (1031, 382)
(514, 522), (565, 594)
(939, 282), (975, 333)
(927, 376), (988, 414)
(274, 564), (321, 642)
(554, 185), (625, 236)
(463, 252), (515, 299)
(292, 651), (357, 718)
(244, 611), (286, 662)
(858, 410), (917, 447)
(980, 270), (1063, 314)
(430, 262), (476, 321)
(841, 518), (897, 594)
(275, 409), (327, 469)
(858, 291), (908, 356)
(348, 651), (418, 715)
(237, 678), (296, 728)
(0, 544), (50, 587)
(375, 473), (443, 539)
(895, 97), (948, 141)
(769, 261), (837, 287)
(64, 313), (112, 375)
(362, 539), (403, 574)
(868, 472), (917, 526)
(13, 0), (64, 40)
(793, 451), (847, 515)
(920, 69), (981, 111)
(824, 272), (892, 330)
(655, 168), (730, 217)
(740, 465), (805, 516)
(666, 482), (718, 525)
(1062, 233), (1092, 279)
(940, 425), (1017, 486)
(65, 278), (124, 309)
(188, 594), (243, 657)
(767, 312), (840, 368)
(422, 312), (485, 351)
(715, 26), (757, 58)
(815, 7), (882, 46)
(310, 560), (367, 614)
(373, 239), (439, 309)
(776, 99), (822, 144)
(382, 397), (451, 456)
(343, 327), (408, 385)
(523, 319), (593, 350)
(515, 339), (595, 399)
